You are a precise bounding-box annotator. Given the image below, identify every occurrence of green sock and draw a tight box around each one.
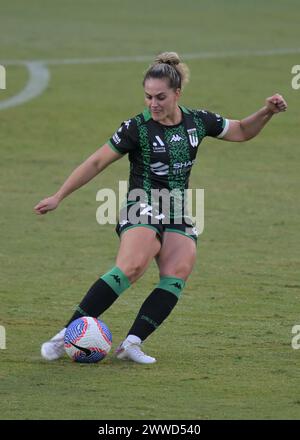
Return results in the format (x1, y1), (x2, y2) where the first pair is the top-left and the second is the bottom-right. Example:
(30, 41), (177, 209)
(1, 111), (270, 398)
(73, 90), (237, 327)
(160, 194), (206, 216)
(66, 266), (130, 326)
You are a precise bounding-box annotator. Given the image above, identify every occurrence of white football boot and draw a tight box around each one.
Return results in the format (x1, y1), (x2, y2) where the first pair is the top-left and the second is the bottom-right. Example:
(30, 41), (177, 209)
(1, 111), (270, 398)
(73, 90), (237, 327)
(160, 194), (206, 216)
(115, 335), (156, 364)
(41, 328), (66, 361)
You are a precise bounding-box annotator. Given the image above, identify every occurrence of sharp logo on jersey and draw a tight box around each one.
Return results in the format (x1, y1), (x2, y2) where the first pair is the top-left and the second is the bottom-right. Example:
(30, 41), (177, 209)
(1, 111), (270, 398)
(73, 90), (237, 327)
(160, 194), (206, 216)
(150, 162), (169, 176)
(170, 134), (183, 142)
(187, 128), (199, 148)
(173, 159), (195, 169)
(172, 159), (196, 175)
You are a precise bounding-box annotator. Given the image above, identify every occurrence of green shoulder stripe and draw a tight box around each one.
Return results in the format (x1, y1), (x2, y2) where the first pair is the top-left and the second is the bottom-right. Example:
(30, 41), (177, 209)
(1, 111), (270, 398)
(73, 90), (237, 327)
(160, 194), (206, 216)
(107, 140), (125, 155)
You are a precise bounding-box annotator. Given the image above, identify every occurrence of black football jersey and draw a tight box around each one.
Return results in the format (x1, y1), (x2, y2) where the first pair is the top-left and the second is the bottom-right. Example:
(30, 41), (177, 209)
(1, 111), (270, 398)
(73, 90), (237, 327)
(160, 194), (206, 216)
(108, 105), (229, 215)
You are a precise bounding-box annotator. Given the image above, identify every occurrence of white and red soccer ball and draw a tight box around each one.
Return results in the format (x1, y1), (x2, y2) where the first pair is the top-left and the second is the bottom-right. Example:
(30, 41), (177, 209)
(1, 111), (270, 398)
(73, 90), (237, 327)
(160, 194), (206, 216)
(64, 316), (112, 363)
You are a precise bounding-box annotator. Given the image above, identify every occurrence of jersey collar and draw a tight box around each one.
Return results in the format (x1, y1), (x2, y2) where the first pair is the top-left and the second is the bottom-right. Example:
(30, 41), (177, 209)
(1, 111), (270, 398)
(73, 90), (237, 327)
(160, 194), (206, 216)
(143, 108), (152, 121)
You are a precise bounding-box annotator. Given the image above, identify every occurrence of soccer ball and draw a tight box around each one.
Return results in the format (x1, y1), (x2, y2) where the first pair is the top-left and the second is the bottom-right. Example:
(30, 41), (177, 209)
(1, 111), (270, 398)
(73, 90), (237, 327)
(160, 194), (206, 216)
(64, 316), (112, 363)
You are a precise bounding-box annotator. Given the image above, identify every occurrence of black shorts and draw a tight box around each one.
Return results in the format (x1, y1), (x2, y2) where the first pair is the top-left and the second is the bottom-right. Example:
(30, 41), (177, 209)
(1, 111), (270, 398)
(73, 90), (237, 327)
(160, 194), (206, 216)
(115, 202), (198, 244)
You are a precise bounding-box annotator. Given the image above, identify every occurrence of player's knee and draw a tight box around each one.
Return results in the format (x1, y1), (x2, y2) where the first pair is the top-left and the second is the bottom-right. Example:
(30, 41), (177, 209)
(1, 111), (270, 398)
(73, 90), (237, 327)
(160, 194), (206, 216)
(118, 257), (148, 283)
(160, 263), (194, 281)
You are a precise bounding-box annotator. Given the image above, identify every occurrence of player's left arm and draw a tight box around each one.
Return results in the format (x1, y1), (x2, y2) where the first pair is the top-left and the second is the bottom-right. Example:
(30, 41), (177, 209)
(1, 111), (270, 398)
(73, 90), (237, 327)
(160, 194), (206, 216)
(222, 93), (288, 142)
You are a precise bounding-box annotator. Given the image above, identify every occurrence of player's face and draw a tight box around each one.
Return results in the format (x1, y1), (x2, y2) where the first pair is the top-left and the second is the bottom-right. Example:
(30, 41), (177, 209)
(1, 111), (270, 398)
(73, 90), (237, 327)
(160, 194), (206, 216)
(144, 78), (181, 123)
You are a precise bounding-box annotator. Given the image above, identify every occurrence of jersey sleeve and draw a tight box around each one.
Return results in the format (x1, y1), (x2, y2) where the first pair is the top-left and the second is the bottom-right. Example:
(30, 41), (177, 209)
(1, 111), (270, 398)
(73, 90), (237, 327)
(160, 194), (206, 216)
(196, 109), (230, 139)
(107, 118), (139, 155)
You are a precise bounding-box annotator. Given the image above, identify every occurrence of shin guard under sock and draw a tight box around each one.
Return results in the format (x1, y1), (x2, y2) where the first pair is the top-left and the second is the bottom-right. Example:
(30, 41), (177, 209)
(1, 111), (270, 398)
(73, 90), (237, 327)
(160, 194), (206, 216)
(127, 276), (185, 341)
(65, 266), (130, 327)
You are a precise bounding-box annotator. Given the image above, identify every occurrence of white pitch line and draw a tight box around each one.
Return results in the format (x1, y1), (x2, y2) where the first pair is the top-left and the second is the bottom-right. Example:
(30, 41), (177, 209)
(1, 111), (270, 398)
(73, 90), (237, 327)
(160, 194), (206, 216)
(1, 47), (300, 66)
(0, 47), (299, 111)
(0, 62), (50, 111)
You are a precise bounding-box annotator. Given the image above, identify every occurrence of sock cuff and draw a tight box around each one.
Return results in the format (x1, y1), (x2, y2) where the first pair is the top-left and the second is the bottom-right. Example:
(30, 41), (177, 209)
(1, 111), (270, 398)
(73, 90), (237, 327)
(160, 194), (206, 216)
(158, 276), (185, 299)
(101, 266), (131, 296)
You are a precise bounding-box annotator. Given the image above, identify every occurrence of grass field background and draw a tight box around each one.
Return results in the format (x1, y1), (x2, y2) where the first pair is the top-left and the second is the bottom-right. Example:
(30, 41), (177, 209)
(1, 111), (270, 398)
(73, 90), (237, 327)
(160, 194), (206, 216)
(1, 0), (300, 420)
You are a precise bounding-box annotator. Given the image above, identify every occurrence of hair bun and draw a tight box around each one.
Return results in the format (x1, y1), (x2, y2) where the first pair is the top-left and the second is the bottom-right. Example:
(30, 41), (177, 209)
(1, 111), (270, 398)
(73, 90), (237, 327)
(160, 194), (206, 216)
(143, 51), (190, 90)
(155, 52), (181, 66)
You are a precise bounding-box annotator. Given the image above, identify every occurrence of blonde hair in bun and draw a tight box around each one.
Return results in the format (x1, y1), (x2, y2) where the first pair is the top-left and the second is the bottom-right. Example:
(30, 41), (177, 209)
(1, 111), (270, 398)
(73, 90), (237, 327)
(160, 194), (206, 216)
(143, 51), (190, 90)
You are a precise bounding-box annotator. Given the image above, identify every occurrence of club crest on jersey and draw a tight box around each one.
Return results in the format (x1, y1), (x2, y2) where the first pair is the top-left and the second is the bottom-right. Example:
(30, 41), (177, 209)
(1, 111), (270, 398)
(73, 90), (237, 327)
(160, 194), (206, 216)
(187, 128), (199, 148)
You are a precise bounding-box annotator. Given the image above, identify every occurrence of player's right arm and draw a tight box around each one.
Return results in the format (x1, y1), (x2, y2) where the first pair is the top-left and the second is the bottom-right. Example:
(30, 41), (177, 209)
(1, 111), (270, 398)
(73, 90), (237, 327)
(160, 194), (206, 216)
(34, 143), (122, 215)
(221, 94), (288, 142)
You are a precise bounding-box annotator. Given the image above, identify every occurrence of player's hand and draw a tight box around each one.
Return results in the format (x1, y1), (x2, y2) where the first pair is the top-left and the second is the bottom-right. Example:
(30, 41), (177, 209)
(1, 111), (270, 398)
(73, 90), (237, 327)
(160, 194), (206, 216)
(265, 93), (288, 114)
(34, 195), (60, 215)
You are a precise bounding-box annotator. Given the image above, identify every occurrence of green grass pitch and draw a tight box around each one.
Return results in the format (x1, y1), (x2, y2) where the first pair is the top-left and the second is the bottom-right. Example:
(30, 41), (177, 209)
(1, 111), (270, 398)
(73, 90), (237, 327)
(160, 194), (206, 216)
(1, 0), (300, 420)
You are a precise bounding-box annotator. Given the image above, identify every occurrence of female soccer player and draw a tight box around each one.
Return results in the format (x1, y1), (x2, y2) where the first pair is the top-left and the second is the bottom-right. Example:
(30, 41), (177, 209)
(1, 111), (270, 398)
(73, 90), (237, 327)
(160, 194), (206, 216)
(34, 52), (287, 364)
